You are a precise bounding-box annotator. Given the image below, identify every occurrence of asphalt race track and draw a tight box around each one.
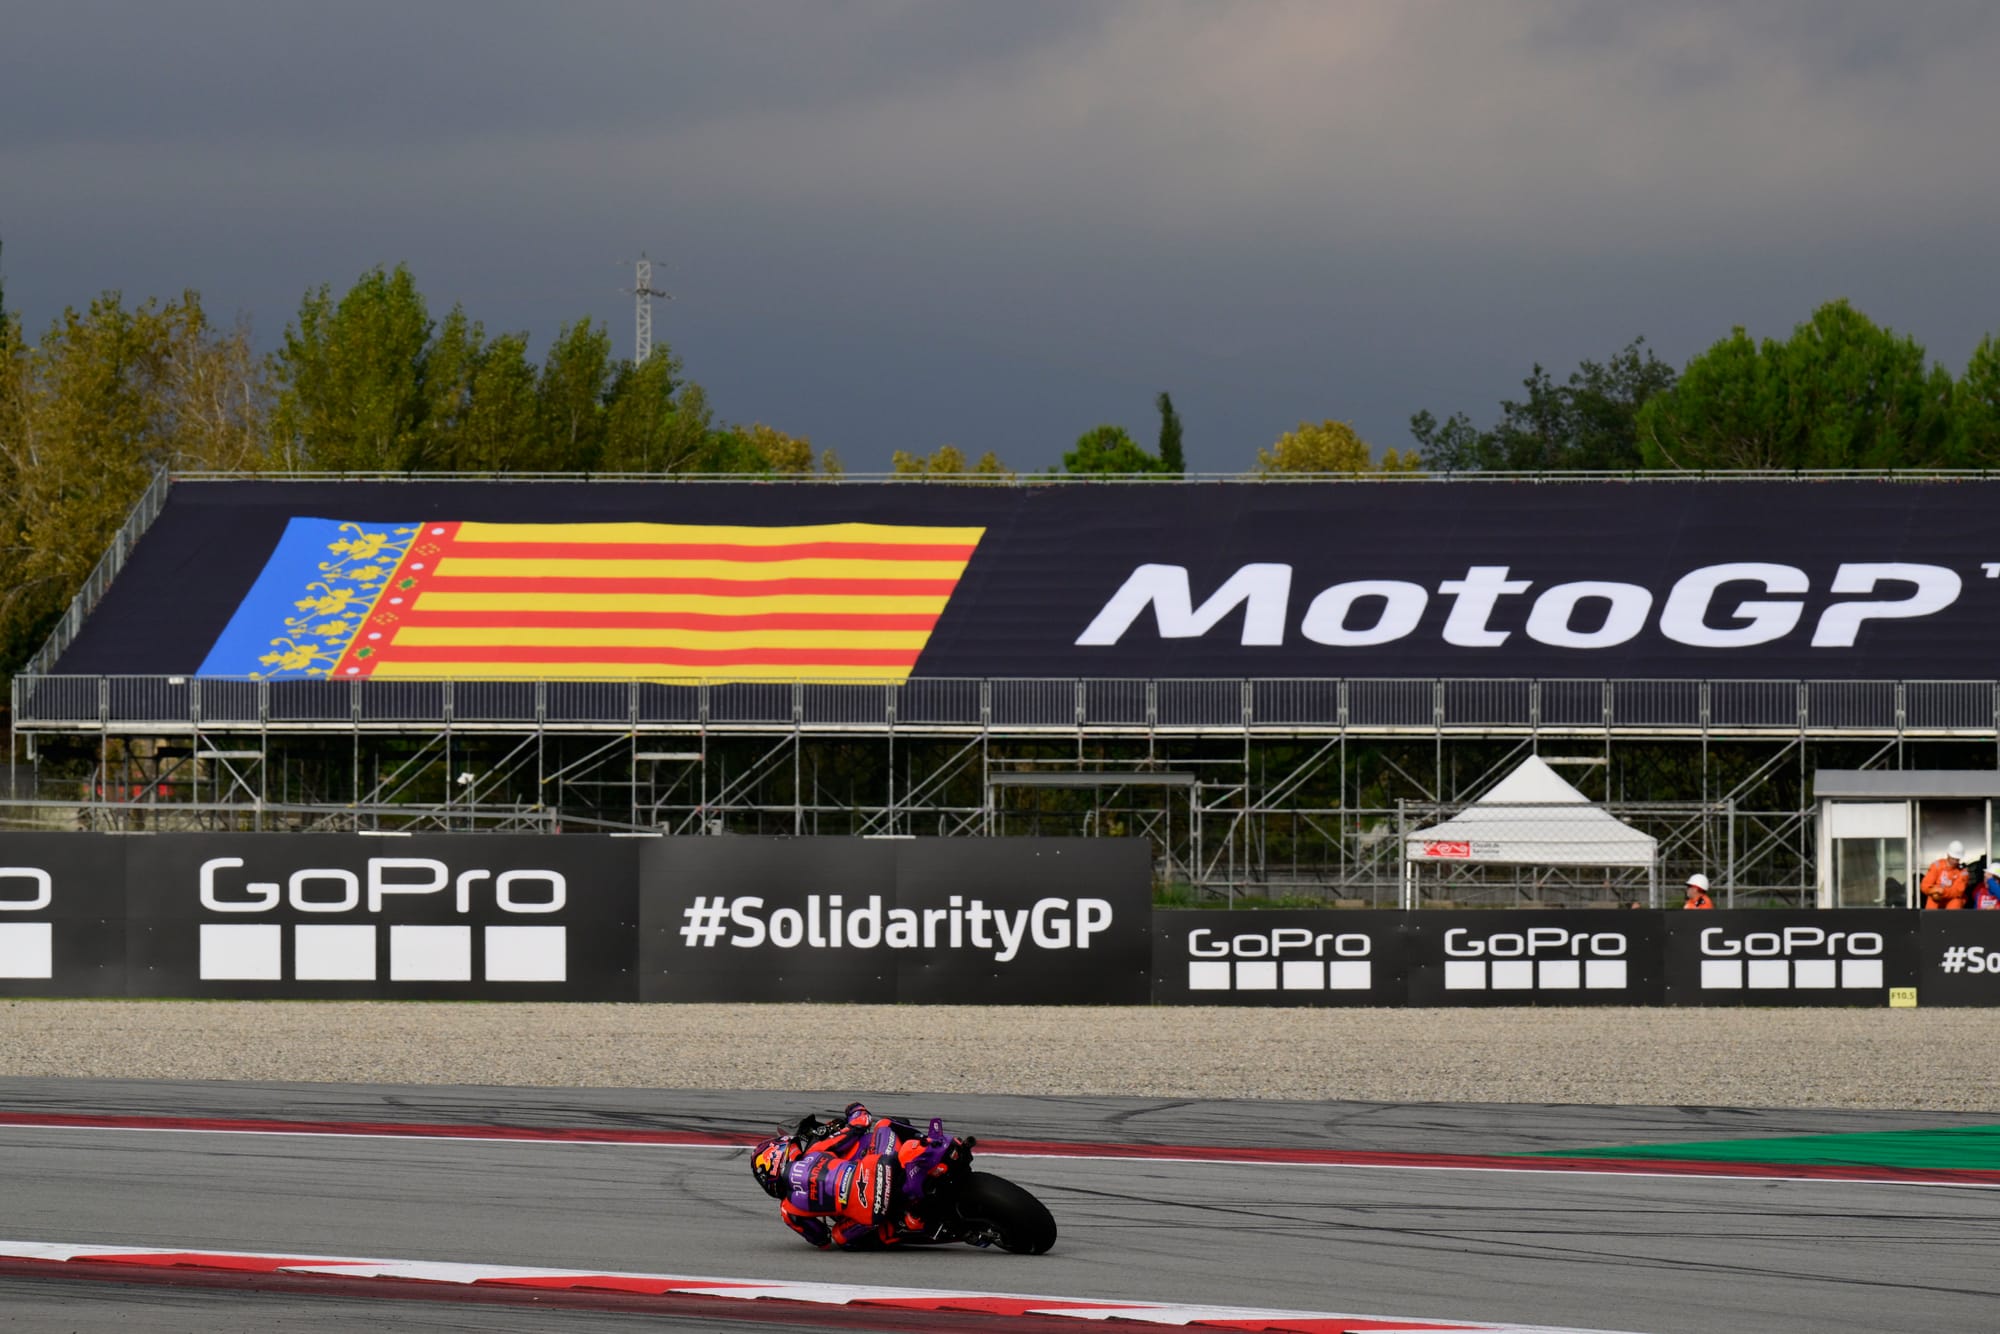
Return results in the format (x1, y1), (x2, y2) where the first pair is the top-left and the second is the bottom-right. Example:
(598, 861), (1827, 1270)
(1, 1080), (1996, 1333)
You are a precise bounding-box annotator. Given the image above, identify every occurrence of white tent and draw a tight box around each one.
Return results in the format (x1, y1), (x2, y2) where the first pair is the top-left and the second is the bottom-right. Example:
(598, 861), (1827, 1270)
(1401, 756), (1658, 906)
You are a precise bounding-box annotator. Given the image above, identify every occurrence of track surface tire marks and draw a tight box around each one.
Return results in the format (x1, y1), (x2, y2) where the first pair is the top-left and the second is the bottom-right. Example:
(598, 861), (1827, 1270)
(1, 1081), (1997, 1332)
(8, 1109), (2000, 1188)
(5, 1077), (1993, 1152)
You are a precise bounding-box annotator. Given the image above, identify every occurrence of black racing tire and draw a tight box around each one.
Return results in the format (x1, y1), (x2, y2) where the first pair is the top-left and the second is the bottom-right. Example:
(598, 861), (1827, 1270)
(957, 1171), (1057, 1254)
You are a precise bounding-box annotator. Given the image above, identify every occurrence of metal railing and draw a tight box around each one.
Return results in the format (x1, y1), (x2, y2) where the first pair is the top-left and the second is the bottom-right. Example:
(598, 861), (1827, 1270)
(17, 674), (2000, 736)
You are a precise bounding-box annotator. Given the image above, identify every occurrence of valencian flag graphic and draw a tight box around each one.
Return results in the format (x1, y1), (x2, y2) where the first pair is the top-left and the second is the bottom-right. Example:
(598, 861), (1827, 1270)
(199, 518), (985, 681)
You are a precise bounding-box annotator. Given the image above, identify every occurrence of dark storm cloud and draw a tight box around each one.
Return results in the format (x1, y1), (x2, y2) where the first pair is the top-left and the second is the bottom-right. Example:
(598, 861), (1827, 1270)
(3, 2), (1997, 471)
(1, 1), (1089, 147)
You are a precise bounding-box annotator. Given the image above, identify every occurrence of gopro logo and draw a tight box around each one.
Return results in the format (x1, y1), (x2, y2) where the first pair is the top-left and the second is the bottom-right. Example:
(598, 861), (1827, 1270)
(1441, 927), (1630, 991)
(1185, 927), (1374, 992)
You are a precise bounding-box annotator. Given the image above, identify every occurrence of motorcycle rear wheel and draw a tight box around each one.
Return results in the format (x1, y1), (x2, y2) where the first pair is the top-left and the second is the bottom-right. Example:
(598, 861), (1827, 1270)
(956, 1171), (1057, 1254)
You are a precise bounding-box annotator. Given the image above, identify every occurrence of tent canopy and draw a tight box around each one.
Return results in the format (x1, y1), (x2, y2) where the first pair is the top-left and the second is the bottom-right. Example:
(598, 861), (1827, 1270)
(1404, 756), (1657, 868)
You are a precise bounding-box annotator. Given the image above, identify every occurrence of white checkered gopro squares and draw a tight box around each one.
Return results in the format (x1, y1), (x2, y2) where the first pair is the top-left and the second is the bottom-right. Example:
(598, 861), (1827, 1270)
(1187, 960), (1231, 990)
(1444, 959), (1486, 990)
(484, 926), (566, 982)
(201, 924), (283, 980)
(1701, 957), (1886, 990)
(199, 924), (569, 983)
(1326, 961), (1371, 990)
(1281, 960), (1323, 990)
(1747, 959), (1790, 988)
(1186, 958), (1374, 992)
(0, 923), (53, 979)
(1443, 955), (1629, 992)
(389, 926), (472, 981)
(1234, 961), (1278, 990)
(294, 925), (376, 981)
(1538, 960), (1581, 989)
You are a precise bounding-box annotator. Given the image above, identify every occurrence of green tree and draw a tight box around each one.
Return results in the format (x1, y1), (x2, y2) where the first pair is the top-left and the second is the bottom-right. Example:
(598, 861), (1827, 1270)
(1406, 408), (1480, 470)
(1637, 301), (1953, 469)
(1954, 335), (2000, 464)
(1156, 391), (1185, 474)
(892, 444), (1008, 476)
(735, 423), (816, 474)
(893, 444), (964, 474)
(272, 264), (435, 471)
(533, 319), (613, 470)
(1255, 419), (1402, 473)
(418, 306), (480, 465)
(437, 330), (540, 472)
(600, 350), (686, 471)
(0, 291), (270, 671)
(1064, 423), (1163, 474)
(645, 382), (734, 472)
(602, 351), (820, 475)
(1410, 338), (1675, 472)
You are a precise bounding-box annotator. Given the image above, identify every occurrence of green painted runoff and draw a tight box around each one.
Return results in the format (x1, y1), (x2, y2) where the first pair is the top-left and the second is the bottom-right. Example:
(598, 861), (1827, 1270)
(1537, 1125), (2000, 1171)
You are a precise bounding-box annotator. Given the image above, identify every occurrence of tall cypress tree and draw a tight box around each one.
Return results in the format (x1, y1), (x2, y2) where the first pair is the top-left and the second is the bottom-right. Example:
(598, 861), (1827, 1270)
(1156, 391), (1185, 474)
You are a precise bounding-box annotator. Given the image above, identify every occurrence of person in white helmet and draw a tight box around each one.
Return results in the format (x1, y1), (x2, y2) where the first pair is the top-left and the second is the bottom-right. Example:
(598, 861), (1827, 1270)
(1682, 873), (1714, 910)
(1921, 841), (1972, 910)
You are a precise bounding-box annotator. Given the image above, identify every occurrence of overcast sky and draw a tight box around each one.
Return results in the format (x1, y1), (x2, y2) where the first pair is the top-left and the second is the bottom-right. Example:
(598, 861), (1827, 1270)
(4, 1), (1997, 472)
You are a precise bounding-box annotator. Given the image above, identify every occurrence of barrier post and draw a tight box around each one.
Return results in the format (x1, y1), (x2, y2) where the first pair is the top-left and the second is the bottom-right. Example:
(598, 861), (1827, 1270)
(1725, 799), (1737, 908)
(1398, 802), (1412, 910)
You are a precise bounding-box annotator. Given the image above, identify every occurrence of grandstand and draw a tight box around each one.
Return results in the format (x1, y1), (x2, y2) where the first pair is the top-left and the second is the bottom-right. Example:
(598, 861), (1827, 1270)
(11, 472), (2000, 906)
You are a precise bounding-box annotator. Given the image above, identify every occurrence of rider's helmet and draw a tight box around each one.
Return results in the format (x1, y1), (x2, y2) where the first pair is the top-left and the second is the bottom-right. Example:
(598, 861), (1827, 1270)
(751, 1135), (797, 1199)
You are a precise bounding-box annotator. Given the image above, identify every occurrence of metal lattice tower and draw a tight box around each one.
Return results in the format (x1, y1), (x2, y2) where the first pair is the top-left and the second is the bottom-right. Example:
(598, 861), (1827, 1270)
(632, 253), (669, 363)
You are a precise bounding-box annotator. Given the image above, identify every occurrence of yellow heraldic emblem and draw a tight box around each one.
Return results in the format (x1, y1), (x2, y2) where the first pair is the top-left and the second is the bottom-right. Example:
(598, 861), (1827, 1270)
(248, 524), (419, 679)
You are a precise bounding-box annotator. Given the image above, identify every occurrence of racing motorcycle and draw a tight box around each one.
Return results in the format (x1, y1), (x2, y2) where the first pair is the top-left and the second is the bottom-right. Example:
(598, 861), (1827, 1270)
(760, 1112), (1057, 1255)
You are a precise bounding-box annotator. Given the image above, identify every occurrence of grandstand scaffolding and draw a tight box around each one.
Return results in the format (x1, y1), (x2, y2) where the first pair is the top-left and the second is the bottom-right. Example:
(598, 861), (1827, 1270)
(14, 672), (2000, 906)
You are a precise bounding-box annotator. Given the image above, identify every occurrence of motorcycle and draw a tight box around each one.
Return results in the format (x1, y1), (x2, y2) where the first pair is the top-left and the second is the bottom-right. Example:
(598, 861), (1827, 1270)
(776, 1113), (1057, 1255)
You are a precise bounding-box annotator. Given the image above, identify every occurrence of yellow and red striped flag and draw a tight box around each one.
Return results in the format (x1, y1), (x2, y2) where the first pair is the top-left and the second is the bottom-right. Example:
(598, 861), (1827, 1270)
(305, 520), (984, 682)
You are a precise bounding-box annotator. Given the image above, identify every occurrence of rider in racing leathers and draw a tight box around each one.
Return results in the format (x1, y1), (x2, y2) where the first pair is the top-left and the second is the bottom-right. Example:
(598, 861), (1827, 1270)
(750, 1103), (959, 1249)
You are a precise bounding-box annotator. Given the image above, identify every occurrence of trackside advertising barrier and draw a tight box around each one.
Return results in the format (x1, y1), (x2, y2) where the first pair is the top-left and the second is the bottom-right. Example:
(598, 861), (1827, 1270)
(3, 828), (1996, 1005)
(0, 835), (126, 998)
(1153, 911), (1408, 1007)
(1660, 910), (1916, 1007)
(1918, 914), (2000, 1007)
(1156, 910), (1985, 1007)
(640, 837), (1152, 1004)
(0, 833), (1152, 1003)
(130, 834), (641, 1001)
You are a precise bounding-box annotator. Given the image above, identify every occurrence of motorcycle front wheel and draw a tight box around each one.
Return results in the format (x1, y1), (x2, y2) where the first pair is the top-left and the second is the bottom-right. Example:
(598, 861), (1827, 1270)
(955, 1171), (1057, 1254)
